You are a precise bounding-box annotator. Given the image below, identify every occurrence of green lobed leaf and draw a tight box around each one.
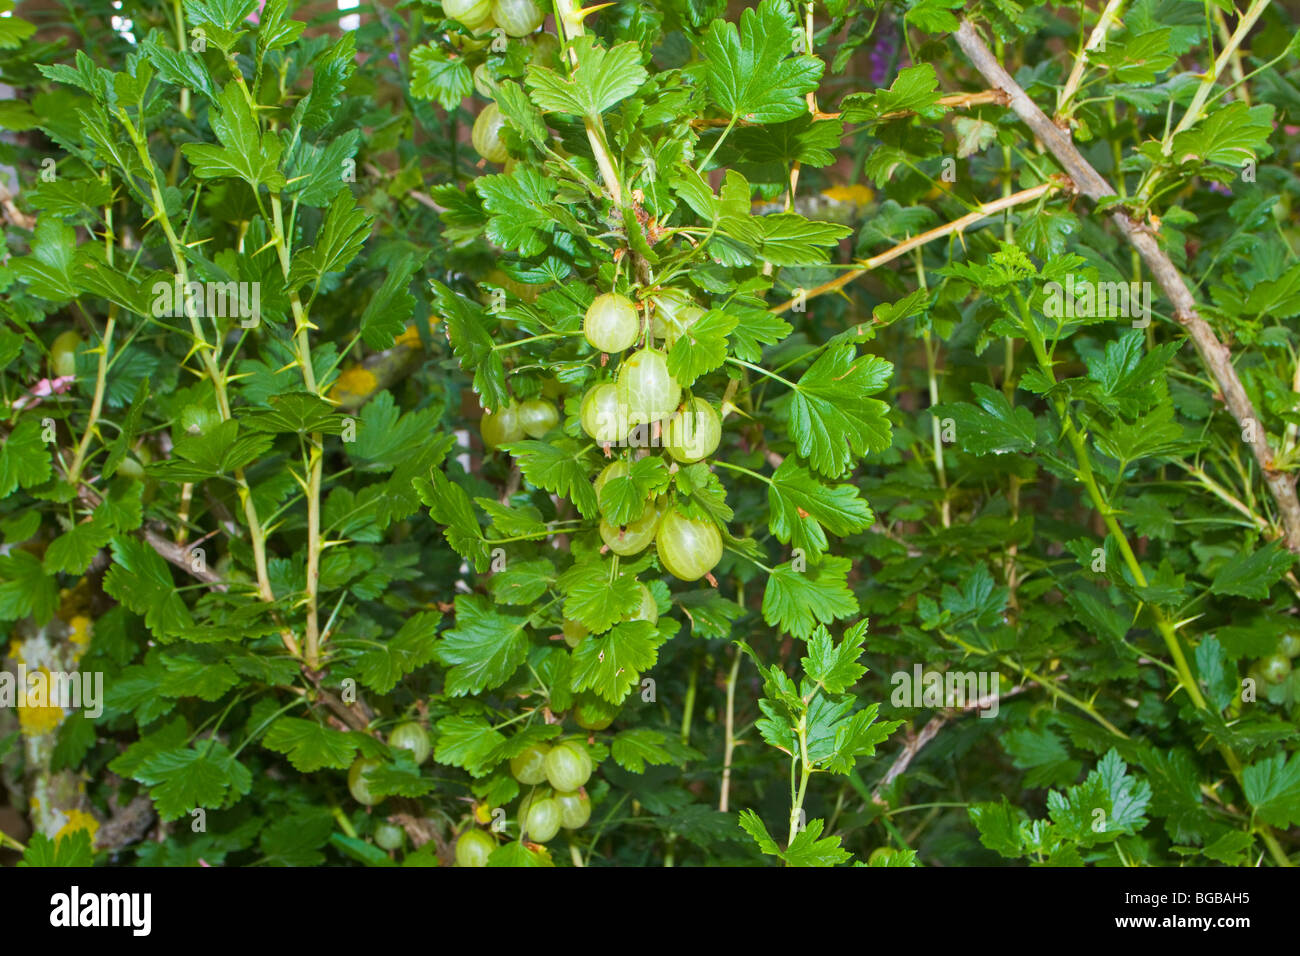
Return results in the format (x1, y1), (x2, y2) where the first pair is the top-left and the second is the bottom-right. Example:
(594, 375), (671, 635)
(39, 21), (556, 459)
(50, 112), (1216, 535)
(787, 346), (893, 478)
(700, 0), (824, 124)
(438, 596), (529, 696)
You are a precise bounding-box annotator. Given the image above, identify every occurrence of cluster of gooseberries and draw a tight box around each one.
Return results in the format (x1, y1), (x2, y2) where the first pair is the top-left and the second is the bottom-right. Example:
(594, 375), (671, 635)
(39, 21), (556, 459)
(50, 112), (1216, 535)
(449, 0), (727, 585)
(479, 393), (560, 448)
(441, 0), (554, 166)
(1248, 632), (1299, 689)
(477, 287), (728, 585)
(579, 289), (726, 583)
(445, 4), (725, 864)
(454, 739), (595, 865)
(346, 721), (432, 852)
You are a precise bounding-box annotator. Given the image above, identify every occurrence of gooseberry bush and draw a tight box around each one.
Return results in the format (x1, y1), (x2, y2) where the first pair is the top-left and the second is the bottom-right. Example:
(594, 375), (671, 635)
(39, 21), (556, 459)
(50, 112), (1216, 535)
(1, 0), (1299, 869)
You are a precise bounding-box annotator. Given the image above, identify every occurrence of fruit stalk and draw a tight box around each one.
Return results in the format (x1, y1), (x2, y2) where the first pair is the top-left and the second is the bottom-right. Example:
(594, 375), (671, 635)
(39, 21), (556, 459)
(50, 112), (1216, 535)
(66, 313), (114, 485)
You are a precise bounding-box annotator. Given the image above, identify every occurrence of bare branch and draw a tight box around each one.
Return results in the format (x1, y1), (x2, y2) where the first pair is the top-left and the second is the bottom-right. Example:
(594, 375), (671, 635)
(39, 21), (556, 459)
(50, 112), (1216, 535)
(770, 182), (1058, 315)
(691, 89), (1011, 129)
(954, 19), (1300, 551)
(76, 481), (228, 589)
(872, 684), (1027, 804)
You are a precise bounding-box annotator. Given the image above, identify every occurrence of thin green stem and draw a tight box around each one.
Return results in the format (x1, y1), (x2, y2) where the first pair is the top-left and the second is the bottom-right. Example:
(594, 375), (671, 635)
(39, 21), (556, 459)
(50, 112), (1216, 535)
(681, 653), (699, 745)
(696, 115), (738, 173)
(726, 357), (797, 390)
(117, 108), (292, 654)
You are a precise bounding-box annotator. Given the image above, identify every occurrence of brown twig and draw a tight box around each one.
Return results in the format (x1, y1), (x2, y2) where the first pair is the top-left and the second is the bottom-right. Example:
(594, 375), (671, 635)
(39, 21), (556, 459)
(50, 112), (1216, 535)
(75, 480), (228, 589)
(871, 684), (1027, 804)
(0, 183), (36, 230)
(74, 480), (309, 656)
(954, 19), (1300, 552)
(142, 529), (226, 589)
(690, 90), (1009, 129)
(875, 88), (1010, 122)
(387, 812), (446, 856)
(302, 668), (375, 733)
(769, 182), (1057, 314)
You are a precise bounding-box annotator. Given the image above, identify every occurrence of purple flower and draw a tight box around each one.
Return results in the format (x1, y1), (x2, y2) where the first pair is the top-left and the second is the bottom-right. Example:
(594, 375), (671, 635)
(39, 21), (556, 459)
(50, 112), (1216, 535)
(870, 16), (898, 87)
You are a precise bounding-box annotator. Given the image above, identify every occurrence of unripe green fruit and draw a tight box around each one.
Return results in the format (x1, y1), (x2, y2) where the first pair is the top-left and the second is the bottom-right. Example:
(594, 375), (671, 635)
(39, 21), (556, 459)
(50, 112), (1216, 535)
(488, 268), (544, 302)
(652, 292), (703, 345)
(555, 790), (591, 829)
(472, 63), (495, 98)
(374, 822), (405, 851)
(510, 743), (551, 784)
(580, 382), (625, 445)
(584, 293), (639, 353)
(617, 348), (680, 425)
(451, 15), (498, 51)
(544, 741), (593, 792)
(517, 398), (558, 437)
(868, 847), (898, 865)
(116, 456), (145, 480)
(650, 289), (689, 335)
(480, 403), (523, 449)
(1276, 632), (1300, 659)
(628, 583), (657, 625)
(562, 618), (587, 648)
(599, 502), (660, 556)
(665, 397), (722, 463)
(529, 31), (561, 67)
(472, 103), (509, 163)
(50, 330), (82, 379)
(444, 0), (493, 29)
(348, 757), (384, 806)
(455, 828), (496, 867)
(1259, 653), (1292, 684)
(656, 510), (723, 582)
(388, 721), (431, 766)
(573, 694), (616, 730)
(1247, 664), (1269, 691)
(520, 795), (562, 843)
(492, 0), (544, 37)
(594, 460), (628, 502)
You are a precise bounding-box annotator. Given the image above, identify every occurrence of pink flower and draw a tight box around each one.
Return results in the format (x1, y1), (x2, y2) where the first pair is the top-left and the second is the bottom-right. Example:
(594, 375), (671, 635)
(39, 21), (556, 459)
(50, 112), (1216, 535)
(12, 375), (74, 411)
